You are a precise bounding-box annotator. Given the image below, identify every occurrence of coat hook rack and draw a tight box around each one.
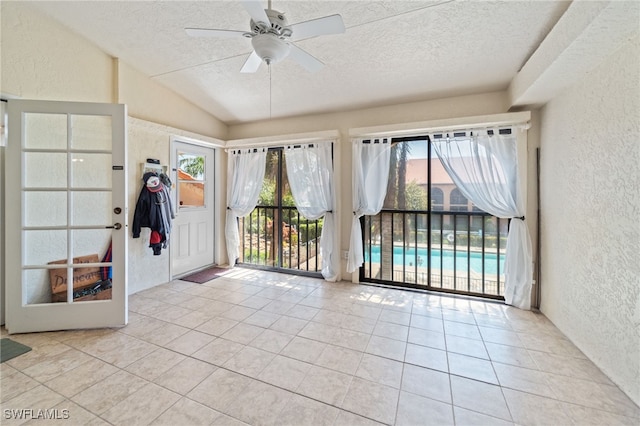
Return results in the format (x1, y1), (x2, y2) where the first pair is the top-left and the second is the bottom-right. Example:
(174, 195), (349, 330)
(141, 161), (168, 178)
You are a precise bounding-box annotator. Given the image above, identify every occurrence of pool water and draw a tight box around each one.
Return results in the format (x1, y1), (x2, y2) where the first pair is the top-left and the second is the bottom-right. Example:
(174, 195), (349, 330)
(365, 245), (505, 275)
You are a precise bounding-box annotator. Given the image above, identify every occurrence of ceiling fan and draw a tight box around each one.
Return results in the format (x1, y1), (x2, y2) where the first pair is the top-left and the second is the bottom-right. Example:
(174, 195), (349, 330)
(185, 0), (345, 73)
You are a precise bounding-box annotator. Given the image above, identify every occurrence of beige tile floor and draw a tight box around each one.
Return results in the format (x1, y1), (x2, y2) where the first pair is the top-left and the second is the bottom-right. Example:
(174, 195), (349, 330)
(1, 267), (639, 425)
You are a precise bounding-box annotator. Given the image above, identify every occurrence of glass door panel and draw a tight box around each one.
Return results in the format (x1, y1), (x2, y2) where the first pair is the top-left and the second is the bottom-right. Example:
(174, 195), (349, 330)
(24, 152), (67, 188)
(71, 153), (112, 188)
(24, 113), (67, 149)
(24, 192), (67, 227)
(177, 151), (206, 208)
(71, 192), (112, 226)
(70, 115), (112, 150)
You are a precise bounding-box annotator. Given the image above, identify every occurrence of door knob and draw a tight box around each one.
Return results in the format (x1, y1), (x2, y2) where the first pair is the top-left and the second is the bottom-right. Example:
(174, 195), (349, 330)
(106, 223), (122, 230)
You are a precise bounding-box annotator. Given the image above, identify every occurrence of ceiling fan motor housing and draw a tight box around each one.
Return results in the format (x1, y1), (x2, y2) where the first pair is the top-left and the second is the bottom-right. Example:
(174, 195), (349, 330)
(250, 9), (292, 38)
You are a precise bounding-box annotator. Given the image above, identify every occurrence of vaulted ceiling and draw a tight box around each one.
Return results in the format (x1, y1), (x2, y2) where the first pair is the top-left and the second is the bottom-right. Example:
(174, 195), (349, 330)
(25, 1), (629, 125)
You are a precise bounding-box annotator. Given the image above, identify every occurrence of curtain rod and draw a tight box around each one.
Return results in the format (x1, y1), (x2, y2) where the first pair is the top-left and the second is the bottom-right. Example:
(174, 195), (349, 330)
(354, 123), (531, 142)
(350, 112), (532, 139)
(361, 138), (391, 144)
(430, 127), (516, 139)
(225, 140), (332, 153)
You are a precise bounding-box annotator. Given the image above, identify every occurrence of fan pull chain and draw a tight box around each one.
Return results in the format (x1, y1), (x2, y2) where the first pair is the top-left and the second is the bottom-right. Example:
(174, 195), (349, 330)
(269, 64), (272, 119)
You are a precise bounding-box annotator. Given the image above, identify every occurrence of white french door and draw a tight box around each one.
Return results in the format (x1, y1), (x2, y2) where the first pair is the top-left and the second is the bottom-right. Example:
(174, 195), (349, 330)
(5, 99), (128, 333)
(170, 140), (215, 277)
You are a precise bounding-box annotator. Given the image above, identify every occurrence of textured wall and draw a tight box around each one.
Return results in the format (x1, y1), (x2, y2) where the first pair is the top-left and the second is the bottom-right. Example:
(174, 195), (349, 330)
(0, 2), (113, 102)
(0, 2), (226, 296)
(539, 34), (640, 405)
(127, 118), (223, 294)
(118, 61), (227, 140)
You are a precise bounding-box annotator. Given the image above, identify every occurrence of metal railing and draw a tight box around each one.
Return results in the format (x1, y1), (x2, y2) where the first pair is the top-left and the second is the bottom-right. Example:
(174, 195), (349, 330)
(360, 209), (508, 299)
(238, 205), (323, 274)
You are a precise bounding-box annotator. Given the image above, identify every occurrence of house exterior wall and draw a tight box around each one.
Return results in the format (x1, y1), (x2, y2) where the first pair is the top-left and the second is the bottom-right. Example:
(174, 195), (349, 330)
(539, 33), (640, 405)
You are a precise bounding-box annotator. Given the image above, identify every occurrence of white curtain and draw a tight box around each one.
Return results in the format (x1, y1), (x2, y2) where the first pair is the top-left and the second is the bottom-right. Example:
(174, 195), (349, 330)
(225, 148), (267, 266)
(347, 138), (392, 273)
(284, 143), (338, 281)
(431, 129), (533, 309)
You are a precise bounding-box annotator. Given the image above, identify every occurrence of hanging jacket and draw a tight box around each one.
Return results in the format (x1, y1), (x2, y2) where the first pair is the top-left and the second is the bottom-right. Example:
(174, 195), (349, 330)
(132, 172), (168, 243)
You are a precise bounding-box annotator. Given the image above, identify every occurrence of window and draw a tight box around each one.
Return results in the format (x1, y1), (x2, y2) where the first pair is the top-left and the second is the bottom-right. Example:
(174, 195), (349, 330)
(431, 188), (444, 211)
(177, 152), (205, 208)
(450, 188), (468, 212)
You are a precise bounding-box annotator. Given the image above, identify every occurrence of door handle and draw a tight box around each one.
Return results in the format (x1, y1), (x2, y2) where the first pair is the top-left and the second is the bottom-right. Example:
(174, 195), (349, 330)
(106, 223), (122, 230)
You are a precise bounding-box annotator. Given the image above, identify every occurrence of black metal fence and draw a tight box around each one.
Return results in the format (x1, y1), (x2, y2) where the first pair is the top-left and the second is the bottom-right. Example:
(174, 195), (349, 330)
(360, 209), (508, 299)
(238, 205), (323, 274)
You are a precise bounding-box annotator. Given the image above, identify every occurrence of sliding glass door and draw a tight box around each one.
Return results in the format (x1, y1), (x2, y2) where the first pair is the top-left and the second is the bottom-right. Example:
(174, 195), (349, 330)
(238, 149), (322, 275)
(360, 137), (508, 299)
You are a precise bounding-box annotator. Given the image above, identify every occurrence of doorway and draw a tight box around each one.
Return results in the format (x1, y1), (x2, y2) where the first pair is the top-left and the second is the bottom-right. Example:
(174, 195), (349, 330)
(238, 148), (323, 276)
(360, 137), (508, 299)
(170, 140), (216, 277)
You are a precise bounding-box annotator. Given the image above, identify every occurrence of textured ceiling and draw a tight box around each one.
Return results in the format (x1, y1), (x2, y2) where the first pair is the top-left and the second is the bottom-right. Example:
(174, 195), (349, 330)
(26, 1), (570, 124)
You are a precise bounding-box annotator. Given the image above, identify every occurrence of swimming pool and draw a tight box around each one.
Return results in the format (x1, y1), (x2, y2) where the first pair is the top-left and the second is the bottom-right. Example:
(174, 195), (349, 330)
(364, 245), (505, 275)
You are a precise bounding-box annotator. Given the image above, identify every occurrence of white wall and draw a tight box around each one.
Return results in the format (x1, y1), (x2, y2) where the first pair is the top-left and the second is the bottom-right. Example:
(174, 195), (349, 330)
(0, 2), (227, 304)
(1, 1), (113, 103)
(127, 118), (223, 294)
(539, 34), (640, 405)
(117, 61), (227, 140)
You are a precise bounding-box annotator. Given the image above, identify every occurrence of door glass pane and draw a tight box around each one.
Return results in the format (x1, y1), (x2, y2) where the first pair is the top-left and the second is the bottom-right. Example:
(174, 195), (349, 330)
(24, 152), (67, 188)
(71, 115), (112, 150)
(25, 192), (67, 227)
(71, 192), (111, 226)
(71, 229), (112, 303)
(24, 230), (67, 266)
(24, 269), (58, 305)
(72, 229), (112, 260)
(71, 153), (112, 188)
(24, 113), (67, 150)
(178, 182), (204, 207)
(178, 152), (205, 207)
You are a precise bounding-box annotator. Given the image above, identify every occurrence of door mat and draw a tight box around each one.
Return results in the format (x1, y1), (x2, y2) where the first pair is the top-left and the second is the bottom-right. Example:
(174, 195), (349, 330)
(179, 267), (229, 284)
(1, 338), (32, 363)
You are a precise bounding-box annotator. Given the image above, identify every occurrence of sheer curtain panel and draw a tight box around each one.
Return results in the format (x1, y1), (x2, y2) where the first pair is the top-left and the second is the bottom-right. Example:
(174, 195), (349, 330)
(225, 148), (267, 266)
(284, 143), (338, 281)
(347, 139), (391, 273)
(431, 129), (532, 309)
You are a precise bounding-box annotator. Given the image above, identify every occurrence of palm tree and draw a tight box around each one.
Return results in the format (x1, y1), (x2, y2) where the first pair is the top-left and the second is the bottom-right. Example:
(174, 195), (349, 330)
(179, 155), (204, 179)
(379, 142), (413, 280)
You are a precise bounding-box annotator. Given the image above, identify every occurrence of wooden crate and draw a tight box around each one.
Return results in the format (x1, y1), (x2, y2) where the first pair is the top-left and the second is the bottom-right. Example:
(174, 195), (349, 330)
(48, 254), (102, 302)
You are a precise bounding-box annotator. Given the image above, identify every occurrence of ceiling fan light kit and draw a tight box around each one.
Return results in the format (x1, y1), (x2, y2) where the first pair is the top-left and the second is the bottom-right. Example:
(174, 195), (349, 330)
(251, 33), (291, 65)
(185, 0), (345, 73)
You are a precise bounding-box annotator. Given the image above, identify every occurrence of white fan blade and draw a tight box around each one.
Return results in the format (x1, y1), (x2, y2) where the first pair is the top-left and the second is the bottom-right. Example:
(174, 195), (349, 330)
(291, 14), (345, 41)
(288, 43), (324, 72)
(240, 0), (269, 25)
(240, 51), (263, 73)
(185, 28), (246, 38)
